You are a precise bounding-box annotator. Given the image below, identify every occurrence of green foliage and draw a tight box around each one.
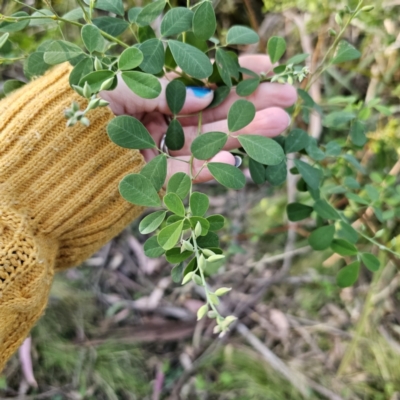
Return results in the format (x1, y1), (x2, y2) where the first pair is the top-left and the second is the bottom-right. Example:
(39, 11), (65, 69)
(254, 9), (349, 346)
(2, 0), (398, 360)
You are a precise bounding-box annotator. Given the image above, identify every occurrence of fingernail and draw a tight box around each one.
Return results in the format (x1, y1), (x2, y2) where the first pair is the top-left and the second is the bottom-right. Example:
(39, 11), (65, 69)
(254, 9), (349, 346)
(234, 156), (242, 168)
(287, 114), (292, 128)
(187, 86), (213, 98)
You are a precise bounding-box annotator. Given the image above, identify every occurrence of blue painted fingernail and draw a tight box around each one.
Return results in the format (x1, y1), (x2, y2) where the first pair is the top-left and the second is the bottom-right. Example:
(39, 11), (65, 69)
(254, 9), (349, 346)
(234, 156), (242, 168)
(187, 86), (212, 98)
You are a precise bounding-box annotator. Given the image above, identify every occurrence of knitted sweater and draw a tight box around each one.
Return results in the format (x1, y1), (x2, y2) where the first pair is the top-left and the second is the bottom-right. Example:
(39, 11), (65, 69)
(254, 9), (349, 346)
(0, 64), (145, 370)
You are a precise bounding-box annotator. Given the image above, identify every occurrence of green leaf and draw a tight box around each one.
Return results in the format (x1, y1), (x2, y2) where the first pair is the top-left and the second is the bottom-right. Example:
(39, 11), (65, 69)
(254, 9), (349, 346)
(166, 80), (186, 115)
(193, 1), (216, 41)
(208, 163), (246, 190)
(308, 225), (335, 250)
(168, 40), (213, 80)
(346, 192), (369, 205)
(238, 135), (284, 165)
(84, 0), (124, 15)
(236, 78), (260, 97)
(0, 33), (9, 49)
(171, 263), (185, 283)
(167, 172), (191, 199)
(81, 24), (105, 53)
(139, 39), (165, 74)
(196, 231), (219, 248)
(107, 115), (156, 149)
(164, 193), (185, 217)
(208, 86), (230, 109)
(62, 7), (88, 21)
(136, 0), (166, 26)
(0, 12), (29, 33)
(44, 40), (83, 65)
(228, 100), (255, 132)
(306, 138), (325, 161)
(165, 119), (185, 151)
(92, 17), (129, 37)
(215, 48), (239, 87)
(166, 249), (193, 264)
(144, 236), (165, 258)
(337, 261), (360, 288)
(189, 217), (210, 236)
(79, 70), (115, 93)
(138, 25), (156, 42)
(331, 239), (358, 256)
(24, 51), (51, 79)
(128, 7), (142, 23)
(118, 47), (144, 71)
(226, 25), (259, 45)
(365, 184), (379, 202)
(249, 159), (266, 184)
(285, 129), (309, 153)
(161, 7), (193, 37)
(119, 174), (161, 207)
(158, 220), (184, 250)
(3, 79), (25, 95)
(286, 53), (309, 65)
(350, 120), (367, 147)
(190, 192), (209, 216)
(191, 132), (228, 160)
(121, 71), (162, 99)
(314, 199), (340, 220)
(294, 159), (322, 190)
(167, 216), (190, 230)
(265, 161), (287, 186)
(139, 211), (167, 234)
(140, 154), (167, 191)
(69, 57), (93, 86)
(207, 215), (225, 231)
(267, 36), (287, 63)
(29, 10), (56, 28)
(337, 221), (358, 244)
(325, 141), (341, 157)
(332, 40), (361, 64)
(323, 111), (356, 128)
(360, 253), (380, 272)
(287, 203), (313, 222)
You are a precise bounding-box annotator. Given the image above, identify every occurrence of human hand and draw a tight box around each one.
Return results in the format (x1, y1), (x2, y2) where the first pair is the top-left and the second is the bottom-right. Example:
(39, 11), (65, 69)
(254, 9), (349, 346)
(100, 54), (297, 185)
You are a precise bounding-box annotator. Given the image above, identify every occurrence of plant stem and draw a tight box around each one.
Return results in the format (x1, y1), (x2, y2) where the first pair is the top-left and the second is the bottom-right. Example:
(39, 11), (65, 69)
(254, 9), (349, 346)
(336, 251), (386, 376)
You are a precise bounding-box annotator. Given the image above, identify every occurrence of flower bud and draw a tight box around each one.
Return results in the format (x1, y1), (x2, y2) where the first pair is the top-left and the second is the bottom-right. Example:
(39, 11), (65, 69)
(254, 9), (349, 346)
(80, 117), (90, 127)
(361, 5), (374, 12)
(181, 240), (194, 252)
(202, 249), (215, 257)
(83, 82), (92, 99)
(94, 57), (103, 71)
(99, 77), (115, 91)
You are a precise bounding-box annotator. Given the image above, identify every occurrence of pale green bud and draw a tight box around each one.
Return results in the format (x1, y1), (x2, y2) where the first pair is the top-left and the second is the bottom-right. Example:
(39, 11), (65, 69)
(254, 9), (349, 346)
(87, 98), (101, 111)
(215, 287), (231, 296)
(94, 57), (103, 71)
(98, 99), (110, 107)
(194, 221), (202, 237)
(335, 13), (343, 26)
(182, 272), (194, 285)
(209, 293), (220, 306)
(83, 82), (92, 99)
(193, 274), (203, 286)
(361, 5), (374, 12)
(198, 254), (206, 270)
(202, 249), (215, 257)
(181, 240), (194, 252)
(208, 254), (225, 263)
(80, 117), (90, 127)
(99, 77), (115, 91)
(72, 85), (84, 96)
(207, 310), (217, 318)
(328, 28), (337, 37)
(197, 304), (208, 321)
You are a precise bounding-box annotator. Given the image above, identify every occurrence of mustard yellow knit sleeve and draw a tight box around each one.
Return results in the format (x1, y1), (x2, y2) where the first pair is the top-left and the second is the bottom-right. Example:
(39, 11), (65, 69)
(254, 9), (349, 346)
(0, 64), (146, 370)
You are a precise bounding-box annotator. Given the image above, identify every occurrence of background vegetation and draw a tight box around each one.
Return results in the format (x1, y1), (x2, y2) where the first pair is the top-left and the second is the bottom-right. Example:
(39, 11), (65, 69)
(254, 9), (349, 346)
(1, 0), (400, 399)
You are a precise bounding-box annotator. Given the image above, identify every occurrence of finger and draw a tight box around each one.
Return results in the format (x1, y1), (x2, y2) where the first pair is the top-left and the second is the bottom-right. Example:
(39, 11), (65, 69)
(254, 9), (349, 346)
(237, 54), (275, 76)
(180, 82), (297, 127)
(100, 75), (214, 117)
(166, 151), (236, 185)
(170, 107), (290, 157)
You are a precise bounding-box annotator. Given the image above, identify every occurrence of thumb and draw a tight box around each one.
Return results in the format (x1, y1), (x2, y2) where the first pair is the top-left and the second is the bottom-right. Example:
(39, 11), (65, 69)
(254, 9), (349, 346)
(100, 76), (214, 117)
